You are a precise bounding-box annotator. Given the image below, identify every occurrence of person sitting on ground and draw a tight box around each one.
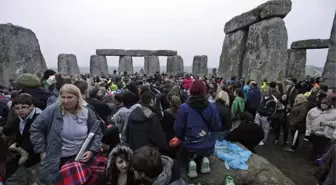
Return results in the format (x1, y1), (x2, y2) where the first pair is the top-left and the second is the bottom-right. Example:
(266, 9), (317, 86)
(130, 146), (186, 185)
(174, 80), (221, 178)
(102, 144), (136, 185)
(2, 94), (42, 168)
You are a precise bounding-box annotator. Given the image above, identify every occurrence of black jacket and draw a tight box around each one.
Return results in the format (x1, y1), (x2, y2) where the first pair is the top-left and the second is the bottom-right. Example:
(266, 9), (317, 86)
(214, 100), (232, 131)
(20, 88), (51, 110)
(160, 108), (176, 142)
(257, 96), (277, 117)
(126, 106), (171, 156)
(2, 110), (41, 167)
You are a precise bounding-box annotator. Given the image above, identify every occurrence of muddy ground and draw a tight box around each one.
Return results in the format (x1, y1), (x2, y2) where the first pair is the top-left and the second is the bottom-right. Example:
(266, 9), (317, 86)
(255, 133), (319, 185)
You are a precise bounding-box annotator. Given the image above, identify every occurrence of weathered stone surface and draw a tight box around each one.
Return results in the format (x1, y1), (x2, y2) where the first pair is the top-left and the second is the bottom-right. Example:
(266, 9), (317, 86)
(118, 56), (133, 74)
(166, 55), (184, 75)
(286, 49), (306, 81)
(126, 50), (153, 57)
(291, 39), (330, 49)
(218, 29), (247, 80)
(96, 49), (126, 56)
(152, 50), (177, 56)
(0, 23), (47, 86)
(212, 68), (217, 75)
(322, 11), (336, 88)
(243, 17), (288, 83)
(57, 54), (80, 76)
(144, 56), (160, 75)
(181, 147), (295, 185)
(90, 55), (109, 76)
(224, 0), (292, 34)
(192, 55), (208, 76)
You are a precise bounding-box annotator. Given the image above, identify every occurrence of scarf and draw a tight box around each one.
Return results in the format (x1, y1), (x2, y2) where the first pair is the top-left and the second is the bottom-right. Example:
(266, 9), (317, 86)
(187, 96), (209, 111)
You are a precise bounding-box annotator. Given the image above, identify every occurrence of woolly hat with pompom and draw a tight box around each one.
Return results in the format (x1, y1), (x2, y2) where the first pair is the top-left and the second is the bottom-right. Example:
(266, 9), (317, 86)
(16, 73), (41, 88)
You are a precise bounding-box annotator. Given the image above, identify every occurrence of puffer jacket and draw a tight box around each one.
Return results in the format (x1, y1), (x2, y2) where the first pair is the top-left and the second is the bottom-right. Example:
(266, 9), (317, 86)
(306, 107), (336, 139)
(29, 104), (102, 185)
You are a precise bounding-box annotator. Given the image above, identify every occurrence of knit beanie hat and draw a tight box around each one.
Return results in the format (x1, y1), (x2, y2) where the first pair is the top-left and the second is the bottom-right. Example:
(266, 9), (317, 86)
(16, 73), (41, 88)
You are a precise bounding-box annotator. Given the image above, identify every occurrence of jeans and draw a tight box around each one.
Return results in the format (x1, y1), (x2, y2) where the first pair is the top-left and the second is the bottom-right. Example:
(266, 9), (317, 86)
(255, 113), (270, 143)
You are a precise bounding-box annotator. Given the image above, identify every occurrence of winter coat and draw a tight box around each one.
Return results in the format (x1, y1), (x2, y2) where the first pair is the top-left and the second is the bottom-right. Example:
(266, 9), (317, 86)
(2, 108), (42, 168)
(152, 156), (187, 185)
(112, 104), (141, 143)
(174, 97), (221, 153)
(257, 96), (277, 118)
(306, 107), (336, 139)
(288, 102), (309, 131)
(231, 96), (245, 120)
(20, 88), (51, 110)
(271, 88), (281, 100)
(215, 100), (232, 131)
(46, 88), (59, 107)
(161, 108), (177, 142)
(29, 103), (103, 185)
(126, 105), (170, 155)
(246, 87), (261, 110)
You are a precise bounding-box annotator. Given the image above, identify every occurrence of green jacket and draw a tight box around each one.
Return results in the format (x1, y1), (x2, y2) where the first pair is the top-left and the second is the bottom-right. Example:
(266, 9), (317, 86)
(231, 96), (245, 120)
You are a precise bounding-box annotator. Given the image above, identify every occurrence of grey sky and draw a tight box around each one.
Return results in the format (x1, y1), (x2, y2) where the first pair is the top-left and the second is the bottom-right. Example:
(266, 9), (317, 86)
(1, 0), (335, 68)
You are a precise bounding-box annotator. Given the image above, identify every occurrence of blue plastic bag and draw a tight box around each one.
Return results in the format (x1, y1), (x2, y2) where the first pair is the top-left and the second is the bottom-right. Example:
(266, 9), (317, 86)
(215, 140), (252, 170)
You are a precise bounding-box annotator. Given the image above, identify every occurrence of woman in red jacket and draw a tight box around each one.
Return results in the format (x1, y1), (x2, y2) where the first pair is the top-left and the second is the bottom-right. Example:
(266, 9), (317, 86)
(181, 73), (193, 90)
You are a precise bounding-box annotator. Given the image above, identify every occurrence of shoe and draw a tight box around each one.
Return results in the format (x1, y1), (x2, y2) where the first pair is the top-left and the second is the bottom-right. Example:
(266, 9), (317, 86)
(200, 157), (210, 174)
(258, 141), (264, 146)
(273, 140), (279, 145)
(225, 175), (235, 185)
(284, 147), (295, 152)
(188, 160), (198, 178)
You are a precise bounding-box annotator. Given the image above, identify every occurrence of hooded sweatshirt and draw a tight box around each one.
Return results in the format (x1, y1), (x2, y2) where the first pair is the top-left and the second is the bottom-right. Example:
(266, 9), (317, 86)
(231, 96), (245, 120)
(151, 156), (186, 185)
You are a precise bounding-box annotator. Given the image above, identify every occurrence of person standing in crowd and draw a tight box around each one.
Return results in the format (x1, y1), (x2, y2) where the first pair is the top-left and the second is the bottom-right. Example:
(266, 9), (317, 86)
(174, 80), (221, 178)
(306, 98), (336, 160)
(181, 73), (193, 90)
(40, 69), (56, 89)
(246, 81), (261, 117)
(255, 86), (277, 146)
(214, 90), (232, 133)
(30, 84), (103, 184)
(284, 94), (309, 152)
(102, 144), (136, 185)
(242, 80), (251, 101)
(231, 88), (245, 129)
(130, 146), (186, 185)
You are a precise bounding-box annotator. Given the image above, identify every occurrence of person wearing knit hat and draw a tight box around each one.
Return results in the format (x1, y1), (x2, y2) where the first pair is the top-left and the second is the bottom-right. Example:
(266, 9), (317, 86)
(16, 73), (41, 89)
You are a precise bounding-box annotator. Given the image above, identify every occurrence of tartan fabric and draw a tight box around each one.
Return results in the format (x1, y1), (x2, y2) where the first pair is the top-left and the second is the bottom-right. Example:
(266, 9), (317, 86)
(54, 154), (106, 185)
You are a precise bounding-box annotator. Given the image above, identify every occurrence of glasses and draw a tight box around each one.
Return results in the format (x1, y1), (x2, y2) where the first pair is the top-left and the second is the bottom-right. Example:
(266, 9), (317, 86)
(13, 106), (30, 111)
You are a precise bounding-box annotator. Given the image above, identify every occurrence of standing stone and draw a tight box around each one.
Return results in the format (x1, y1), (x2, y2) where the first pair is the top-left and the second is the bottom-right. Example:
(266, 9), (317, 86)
(57, 54), (80, 77)
(243, 17), (288, 83)
(144, 56), (160, 75)
(286, 49), (306, 81)
(166, 55), (184, 75)
(212, 68), (217, 75)
(218, 29), (248, 80)
(322, 11), (336, 88)
(192, 55), (208, 76)
(90, 55), (109, 76)
(119, 56), (133, 74)
(0, 24), (47, 86)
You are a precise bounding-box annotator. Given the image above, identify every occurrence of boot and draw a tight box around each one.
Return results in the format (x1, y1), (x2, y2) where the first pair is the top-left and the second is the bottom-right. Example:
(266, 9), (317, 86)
(188, 160), (198, 178)
(200, 157), (210, 174)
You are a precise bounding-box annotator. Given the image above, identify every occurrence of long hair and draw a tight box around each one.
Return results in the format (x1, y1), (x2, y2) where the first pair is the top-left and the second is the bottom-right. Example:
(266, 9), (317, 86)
(294, 94), (307, 106)
(215, 90), (230, 106)
(58, 84), (84, 113)
(168, 93), (181, 113)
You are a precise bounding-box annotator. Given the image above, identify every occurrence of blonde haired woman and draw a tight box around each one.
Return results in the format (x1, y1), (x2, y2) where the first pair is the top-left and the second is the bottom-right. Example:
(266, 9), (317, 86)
(30, 84), (102, 185)
(284, 94), (309, 152)
(214, 90), (232, 133)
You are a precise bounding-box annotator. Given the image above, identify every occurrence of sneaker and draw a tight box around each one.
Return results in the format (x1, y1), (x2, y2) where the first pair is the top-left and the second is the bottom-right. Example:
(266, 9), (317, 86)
(225, 175), (235, 185)
(273, 140), (279, 145)
(188, 160), (198, 178)
(258, 141), (264, 146)
(284, 147), (295, 152)
(200, 157), (210, 174)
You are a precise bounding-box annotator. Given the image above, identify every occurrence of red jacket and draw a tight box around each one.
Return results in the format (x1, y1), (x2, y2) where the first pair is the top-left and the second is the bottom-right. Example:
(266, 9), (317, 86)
(181, 78), (193, 90)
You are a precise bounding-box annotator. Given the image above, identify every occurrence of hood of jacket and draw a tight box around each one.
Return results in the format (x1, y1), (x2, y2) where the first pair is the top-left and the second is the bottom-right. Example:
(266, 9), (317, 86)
(152, 156), (174, 185)
(106, 144), (133, 175)
(130, 105), (155, 123)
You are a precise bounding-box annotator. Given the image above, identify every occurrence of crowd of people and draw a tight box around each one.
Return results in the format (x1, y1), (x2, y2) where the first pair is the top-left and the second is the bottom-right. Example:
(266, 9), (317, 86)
(0, 69), (335, 185)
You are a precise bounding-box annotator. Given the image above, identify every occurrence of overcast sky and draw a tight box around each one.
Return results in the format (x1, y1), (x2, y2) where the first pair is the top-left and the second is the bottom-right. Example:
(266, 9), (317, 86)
(1, 0), (335, 68)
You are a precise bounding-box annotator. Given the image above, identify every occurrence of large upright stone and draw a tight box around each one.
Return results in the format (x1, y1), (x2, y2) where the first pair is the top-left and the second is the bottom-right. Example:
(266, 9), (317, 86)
(119, 56), (133, 74)
(90, 55), (109, 76)
(243, 17), (288, 83)
(57, 54), (80, 76)
(286, 49), (306, 81)
(322, 11), (336, 88)
(0, 24), (47, 86)
(218, 29), (247, 80)
(224, 0), (292, 34)
(192, 55), (208, 76)
(144, 56), (160, 75)
(291, 39), (330, 49)
(166, 55), (184, 75)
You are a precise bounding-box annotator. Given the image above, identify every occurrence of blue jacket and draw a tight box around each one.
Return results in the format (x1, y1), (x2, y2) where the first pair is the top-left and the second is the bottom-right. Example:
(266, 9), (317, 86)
(246, 87), (262, 110)
(243, 85), (250, 101)
(174, 103), (221, 152)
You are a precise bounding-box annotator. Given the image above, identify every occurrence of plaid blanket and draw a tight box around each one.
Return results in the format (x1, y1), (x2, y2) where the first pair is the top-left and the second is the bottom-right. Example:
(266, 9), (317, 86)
(54, 154), (106, 185)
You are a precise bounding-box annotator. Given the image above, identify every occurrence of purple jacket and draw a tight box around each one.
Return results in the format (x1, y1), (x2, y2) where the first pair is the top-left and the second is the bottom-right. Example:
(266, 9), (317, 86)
(174, 103), (221, 152)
